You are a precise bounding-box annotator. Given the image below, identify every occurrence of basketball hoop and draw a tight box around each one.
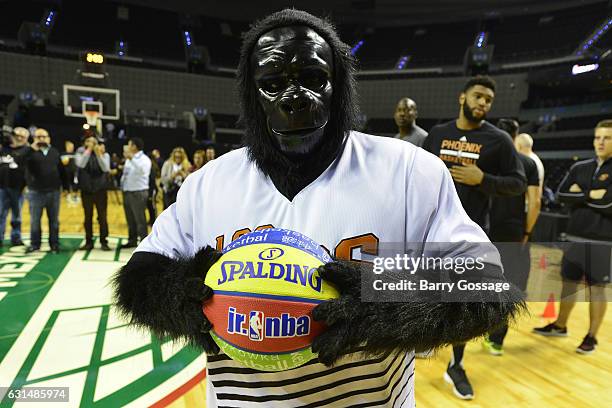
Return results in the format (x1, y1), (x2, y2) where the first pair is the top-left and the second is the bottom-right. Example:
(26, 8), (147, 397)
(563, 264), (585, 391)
(84, 110), (99, 127)
(83, 110), (100, 130)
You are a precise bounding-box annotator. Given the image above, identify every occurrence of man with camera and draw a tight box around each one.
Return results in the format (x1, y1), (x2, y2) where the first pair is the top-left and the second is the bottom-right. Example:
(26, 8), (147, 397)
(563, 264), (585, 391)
(0, 127), (29, 247)
(75, 132), (111, 251)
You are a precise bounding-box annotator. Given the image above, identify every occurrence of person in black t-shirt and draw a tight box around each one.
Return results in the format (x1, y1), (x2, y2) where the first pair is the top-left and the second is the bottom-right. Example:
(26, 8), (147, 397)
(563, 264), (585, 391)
(423, 76), (527, 400)
(0, 127), (30, 247)
(482, 119), (540, 355)
(490, 120), (541, 243)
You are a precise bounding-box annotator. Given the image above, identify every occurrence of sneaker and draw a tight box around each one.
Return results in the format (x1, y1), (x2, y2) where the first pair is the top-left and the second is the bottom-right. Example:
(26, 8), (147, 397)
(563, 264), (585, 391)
(49, 246), (60, 254)
(444, 364), (474, 400)
(576, 335), (597, 354)
(11, 240), (25, 247)
(100, 243), (111, 251)
(119, 242), (137, 249)
(25, 246), (40, 253)
(533, 322), (568, 337)
(483, 337), (504, 356)
(79, 243), (94, 251)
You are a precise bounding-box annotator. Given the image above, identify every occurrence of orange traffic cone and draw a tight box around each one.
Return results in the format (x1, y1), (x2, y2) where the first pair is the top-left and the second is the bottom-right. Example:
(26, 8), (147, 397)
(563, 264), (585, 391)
(539, 254), (547, 270)
(541, 293), (557, 318)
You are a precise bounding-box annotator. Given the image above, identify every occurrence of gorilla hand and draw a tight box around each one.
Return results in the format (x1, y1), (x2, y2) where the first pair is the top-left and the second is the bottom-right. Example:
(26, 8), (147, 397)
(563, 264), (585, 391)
(311, 261), (366, 366)
(312, 260), (525, 367)
(112, 246), (223, 354)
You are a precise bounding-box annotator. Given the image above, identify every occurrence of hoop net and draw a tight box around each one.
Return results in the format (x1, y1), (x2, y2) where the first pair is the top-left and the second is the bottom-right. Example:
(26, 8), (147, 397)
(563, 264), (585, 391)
(84, 110), (100, 127)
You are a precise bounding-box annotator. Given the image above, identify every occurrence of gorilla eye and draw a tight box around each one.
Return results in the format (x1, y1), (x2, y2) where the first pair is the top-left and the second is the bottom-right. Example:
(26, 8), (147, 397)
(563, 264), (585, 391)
(260, 77), (285, 93)
(298, 70), (328, 90)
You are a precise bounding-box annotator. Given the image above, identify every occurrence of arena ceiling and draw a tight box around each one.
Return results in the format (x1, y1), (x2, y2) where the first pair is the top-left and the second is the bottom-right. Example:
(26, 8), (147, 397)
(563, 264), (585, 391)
(115, 0), (608, 26)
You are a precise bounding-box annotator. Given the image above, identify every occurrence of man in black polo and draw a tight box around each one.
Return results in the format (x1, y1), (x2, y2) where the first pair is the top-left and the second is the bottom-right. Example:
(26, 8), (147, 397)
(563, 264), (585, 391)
(423, 76), (526, 400)
(24, 128), (67, 254)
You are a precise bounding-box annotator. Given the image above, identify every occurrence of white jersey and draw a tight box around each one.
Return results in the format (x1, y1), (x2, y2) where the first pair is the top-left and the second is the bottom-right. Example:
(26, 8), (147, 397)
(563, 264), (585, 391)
(137, 131), (489, 408)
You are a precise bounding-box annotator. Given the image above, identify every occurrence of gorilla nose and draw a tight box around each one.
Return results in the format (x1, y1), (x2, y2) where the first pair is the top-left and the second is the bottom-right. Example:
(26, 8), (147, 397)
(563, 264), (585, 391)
(280, 97), (309, 115)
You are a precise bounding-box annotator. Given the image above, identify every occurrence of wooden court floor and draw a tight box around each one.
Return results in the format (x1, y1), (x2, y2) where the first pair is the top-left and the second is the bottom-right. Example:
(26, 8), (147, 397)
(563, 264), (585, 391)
(13, 192), (612, 407)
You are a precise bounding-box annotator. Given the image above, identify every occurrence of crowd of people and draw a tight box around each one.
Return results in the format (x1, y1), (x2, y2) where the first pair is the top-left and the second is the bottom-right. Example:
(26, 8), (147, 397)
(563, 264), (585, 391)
(0, 126), (216, 252)
(392, 76), (611, 400)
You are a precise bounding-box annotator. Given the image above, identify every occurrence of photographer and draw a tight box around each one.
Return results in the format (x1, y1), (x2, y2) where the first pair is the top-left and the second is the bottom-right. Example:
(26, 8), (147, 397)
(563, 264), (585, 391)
(0, 127), (29, 247)
(75, 132), (111, 251)
(23, 128), (67, 254)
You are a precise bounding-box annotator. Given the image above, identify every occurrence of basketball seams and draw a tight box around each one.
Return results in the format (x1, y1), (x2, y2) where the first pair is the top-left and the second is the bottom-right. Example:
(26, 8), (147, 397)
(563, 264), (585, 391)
(211, 290), (325, 304)
(221, 228), (331, 264)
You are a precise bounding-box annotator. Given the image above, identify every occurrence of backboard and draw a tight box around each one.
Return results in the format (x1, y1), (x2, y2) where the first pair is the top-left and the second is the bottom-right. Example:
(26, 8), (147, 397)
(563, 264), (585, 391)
(63, 84), (120, 120)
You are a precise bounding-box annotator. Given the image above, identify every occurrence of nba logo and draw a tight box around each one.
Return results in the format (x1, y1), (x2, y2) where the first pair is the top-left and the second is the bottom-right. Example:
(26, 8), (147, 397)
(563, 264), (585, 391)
(249, 311), (264, 341)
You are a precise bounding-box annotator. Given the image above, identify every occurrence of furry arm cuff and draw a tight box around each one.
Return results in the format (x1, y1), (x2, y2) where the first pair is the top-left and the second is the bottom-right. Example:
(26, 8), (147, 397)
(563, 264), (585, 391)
(112, 247), (222, 353)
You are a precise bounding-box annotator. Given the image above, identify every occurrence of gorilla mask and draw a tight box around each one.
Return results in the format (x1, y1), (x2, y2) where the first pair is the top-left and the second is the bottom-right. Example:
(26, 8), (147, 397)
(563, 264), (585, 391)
(251, 26), (333, 155)
(238, 9), (358, 200)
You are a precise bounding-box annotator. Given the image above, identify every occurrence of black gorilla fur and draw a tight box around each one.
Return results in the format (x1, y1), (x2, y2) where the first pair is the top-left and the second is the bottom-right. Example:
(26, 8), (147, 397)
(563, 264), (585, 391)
(112, 8), (525, 368)
(237, 9), (360, 200)
(112, 247), (222, 354)
(311, 261), (525, 365)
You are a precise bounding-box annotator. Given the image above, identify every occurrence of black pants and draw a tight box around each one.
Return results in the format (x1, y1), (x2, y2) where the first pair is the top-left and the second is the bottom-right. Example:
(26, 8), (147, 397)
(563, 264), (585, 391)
(163, 189), (178, 209)
(489, 231), (531, 345)
(81, 190), (108, 244)
(147, 188), (157, 225)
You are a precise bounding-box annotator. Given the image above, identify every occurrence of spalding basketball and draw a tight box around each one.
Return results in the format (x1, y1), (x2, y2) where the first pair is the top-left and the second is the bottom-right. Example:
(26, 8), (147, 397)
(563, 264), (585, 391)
(203, 228), (339, 371)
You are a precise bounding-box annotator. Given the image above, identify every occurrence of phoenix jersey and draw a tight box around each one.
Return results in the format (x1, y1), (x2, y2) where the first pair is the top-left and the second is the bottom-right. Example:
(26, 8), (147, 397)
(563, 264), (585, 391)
(137, 131), (490, 408)
(423, 120), (526, 230)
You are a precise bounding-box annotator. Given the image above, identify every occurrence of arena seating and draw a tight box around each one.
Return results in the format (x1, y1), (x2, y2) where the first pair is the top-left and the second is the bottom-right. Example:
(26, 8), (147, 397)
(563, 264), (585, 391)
(484, 3), (607, 63)
(1, 1), (607, 71)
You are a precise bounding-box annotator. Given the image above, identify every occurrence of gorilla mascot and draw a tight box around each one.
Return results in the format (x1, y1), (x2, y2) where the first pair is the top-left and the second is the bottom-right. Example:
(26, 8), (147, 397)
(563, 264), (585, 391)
(114, 9), (523, 407)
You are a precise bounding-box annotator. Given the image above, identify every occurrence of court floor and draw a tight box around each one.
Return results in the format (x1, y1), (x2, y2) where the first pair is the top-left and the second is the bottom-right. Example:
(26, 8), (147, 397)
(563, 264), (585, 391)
(0, 194), (609, 407)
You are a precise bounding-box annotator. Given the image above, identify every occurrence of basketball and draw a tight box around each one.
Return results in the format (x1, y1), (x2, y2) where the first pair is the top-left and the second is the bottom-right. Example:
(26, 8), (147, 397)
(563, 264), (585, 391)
(203, 228), (340, 371)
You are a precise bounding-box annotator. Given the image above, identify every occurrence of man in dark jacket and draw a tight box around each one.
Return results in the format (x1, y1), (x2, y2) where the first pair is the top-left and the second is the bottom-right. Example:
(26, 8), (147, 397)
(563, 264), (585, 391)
(24, 128), (67, 254)
(533, 119), (612, 354)
(75, 132), (111, 251)
(0, 127), (29, 247)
